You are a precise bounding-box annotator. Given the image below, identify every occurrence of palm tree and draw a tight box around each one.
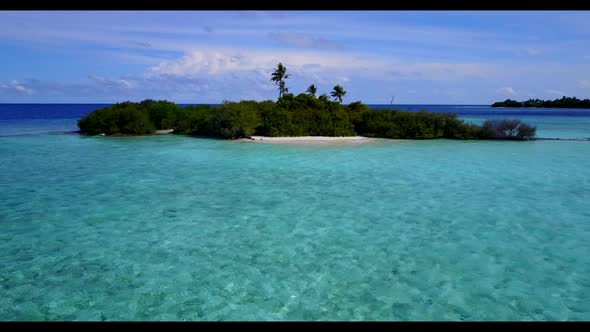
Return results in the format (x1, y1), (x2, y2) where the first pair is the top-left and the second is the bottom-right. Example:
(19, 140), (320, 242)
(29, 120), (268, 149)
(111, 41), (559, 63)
(306, 84), (317, 97)
(331, 85), (347, 103)
(279, 81), (288, 95)
(271, 62), (290, 98)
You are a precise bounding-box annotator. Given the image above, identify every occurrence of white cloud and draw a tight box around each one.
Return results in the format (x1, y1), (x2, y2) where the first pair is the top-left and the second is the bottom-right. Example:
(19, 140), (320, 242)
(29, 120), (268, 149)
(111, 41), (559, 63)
(335, 76), (351, 84)
(497, 87), (516, 96)
(88, 75), (134, 89)
(0, 80), (33, 95)
(148, 48), (494, 83)
(149, 50), (246, 76)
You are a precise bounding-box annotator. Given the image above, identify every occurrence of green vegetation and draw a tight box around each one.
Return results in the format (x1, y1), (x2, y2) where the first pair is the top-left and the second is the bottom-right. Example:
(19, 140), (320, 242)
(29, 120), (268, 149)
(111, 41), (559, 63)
(306, 84), (317, 98)
(271, 62), (290, 98)
(492, 96), (590, 108)
(77, 101), (158, 135)
(78, 98), (536, 140)
(331, 85), (347, 103)
(480, 119), (537, 140)
(78, 63), (536, 141)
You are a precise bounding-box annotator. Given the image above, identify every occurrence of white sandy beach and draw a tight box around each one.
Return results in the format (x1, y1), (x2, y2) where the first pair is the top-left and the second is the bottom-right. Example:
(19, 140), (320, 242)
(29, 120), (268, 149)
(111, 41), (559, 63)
(155, 129), (174, 135)
(239, 136), (382, 145)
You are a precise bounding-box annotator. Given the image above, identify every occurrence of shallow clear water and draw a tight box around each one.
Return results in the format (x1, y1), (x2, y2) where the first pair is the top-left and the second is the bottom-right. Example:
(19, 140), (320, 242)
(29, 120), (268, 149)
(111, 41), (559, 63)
(1, 133), (589, 321)
(1, 104), (590, 321)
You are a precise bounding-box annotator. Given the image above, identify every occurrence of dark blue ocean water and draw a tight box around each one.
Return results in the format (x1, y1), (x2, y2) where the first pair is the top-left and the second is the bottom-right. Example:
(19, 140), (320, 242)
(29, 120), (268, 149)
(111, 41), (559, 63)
(1, 103), (590, 139)
(2, 103), (590, 120)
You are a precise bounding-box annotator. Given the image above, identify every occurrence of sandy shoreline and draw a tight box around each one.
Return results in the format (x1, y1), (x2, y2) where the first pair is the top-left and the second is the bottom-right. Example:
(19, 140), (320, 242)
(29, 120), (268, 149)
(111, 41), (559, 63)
(238, 136), (382, 145)
(155, 129), (174, 135)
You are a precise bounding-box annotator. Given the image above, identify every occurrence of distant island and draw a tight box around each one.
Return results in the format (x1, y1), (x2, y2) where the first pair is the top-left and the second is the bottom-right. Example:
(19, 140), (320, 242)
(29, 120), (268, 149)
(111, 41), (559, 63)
(492, 96), (590, 108)
(78, 63), (536, 141)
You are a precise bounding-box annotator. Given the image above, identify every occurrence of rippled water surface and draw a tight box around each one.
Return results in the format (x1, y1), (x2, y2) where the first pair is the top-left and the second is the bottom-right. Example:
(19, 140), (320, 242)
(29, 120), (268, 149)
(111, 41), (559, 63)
(0, 104), (589, 320)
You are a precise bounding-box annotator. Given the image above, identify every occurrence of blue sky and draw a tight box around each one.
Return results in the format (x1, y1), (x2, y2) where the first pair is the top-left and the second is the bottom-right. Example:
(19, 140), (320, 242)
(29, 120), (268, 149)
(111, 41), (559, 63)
(0, 11), (589, 104)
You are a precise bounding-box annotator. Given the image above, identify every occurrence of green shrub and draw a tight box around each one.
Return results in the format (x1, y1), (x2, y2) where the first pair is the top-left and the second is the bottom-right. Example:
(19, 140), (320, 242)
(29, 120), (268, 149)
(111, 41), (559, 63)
(78, 102), (155, 135)
(207, 101), (262, 139)
(480, 119), (536, 140)
(175, 105), (215, 136)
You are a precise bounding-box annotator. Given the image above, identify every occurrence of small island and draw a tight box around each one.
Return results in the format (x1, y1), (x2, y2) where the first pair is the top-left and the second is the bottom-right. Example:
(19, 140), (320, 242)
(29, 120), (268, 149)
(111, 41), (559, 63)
(492, 96), (590, 108)
(78, 63), (536, 141)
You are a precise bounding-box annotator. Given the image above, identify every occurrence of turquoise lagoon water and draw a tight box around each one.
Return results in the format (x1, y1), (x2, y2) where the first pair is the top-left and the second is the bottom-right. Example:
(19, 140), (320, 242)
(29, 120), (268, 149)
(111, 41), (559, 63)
(1, 105), (590, 321)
